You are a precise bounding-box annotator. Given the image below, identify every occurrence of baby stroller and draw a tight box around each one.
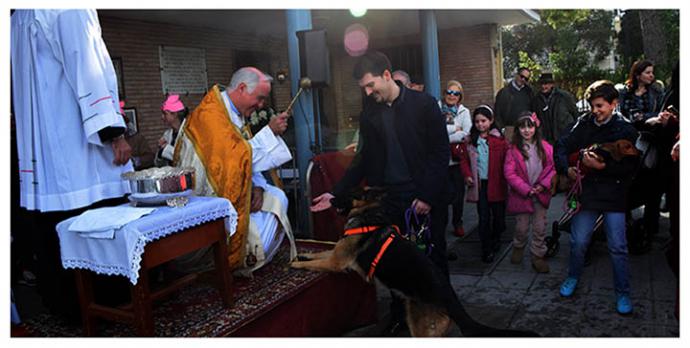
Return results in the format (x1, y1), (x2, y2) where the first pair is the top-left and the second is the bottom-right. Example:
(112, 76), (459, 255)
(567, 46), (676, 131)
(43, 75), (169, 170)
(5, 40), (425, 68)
(544, 135), (649, 258)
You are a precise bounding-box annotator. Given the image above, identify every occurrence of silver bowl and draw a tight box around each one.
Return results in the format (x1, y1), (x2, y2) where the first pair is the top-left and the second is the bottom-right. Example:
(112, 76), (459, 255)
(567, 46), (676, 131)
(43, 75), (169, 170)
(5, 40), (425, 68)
(121, 167), (196, 206)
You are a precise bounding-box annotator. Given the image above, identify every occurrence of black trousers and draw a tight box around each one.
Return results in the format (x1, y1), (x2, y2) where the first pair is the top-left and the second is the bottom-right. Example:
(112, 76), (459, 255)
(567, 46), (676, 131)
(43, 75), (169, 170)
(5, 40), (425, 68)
(448, 165), (466, 228)
(383, 189), (449, 322)
(477, 179), (506, 256)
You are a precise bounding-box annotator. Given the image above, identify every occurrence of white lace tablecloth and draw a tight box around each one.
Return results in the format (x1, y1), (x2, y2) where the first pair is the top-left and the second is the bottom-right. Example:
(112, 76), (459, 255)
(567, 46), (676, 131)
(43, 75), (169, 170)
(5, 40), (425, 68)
(57, 196), (237, 285)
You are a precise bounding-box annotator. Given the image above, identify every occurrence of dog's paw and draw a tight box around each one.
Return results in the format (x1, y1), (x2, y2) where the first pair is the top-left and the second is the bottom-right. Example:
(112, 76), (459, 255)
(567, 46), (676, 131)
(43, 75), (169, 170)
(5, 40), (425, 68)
(290, 261), (305, 269)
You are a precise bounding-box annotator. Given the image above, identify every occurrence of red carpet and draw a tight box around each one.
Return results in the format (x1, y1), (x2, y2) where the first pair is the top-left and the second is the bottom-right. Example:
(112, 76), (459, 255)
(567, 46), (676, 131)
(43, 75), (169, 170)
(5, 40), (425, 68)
(17, 240), (377, 337)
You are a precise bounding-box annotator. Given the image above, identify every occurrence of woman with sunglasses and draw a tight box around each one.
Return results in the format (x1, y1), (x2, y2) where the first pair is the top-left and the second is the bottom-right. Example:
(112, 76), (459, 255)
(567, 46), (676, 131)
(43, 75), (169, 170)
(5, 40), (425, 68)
(439, 80), (472, 237)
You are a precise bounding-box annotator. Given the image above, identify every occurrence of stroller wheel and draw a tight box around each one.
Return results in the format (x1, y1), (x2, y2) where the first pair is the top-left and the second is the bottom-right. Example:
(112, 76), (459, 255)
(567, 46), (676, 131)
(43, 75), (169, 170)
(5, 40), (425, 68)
(545, 222), (561, 258)
(545, 236), (560, 258)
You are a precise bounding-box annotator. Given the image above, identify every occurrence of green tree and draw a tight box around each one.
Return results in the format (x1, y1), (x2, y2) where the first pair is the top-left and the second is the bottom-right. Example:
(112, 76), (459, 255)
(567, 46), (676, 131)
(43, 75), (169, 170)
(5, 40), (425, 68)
(617, 9), (679, 82)
(502, 10), (617, 98)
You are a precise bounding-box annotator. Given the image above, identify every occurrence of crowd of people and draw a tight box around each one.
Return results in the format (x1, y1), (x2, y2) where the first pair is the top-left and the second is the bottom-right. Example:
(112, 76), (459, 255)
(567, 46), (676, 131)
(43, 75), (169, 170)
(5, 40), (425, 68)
(10, 8), (679, 336)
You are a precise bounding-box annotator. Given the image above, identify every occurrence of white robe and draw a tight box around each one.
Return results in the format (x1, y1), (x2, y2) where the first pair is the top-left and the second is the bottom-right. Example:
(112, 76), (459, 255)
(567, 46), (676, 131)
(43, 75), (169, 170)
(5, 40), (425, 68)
(175, 90), (295, 276)
(11, 10), (132, 212)
(153, 128), (176, 167)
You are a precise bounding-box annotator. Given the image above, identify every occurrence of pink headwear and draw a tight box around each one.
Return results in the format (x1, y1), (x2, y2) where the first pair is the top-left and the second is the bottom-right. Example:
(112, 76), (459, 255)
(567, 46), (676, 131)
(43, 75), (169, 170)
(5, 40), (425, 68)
(518, 112), (541, 128)
(161, 94), (185, 112)
(530, 112), (541, 127)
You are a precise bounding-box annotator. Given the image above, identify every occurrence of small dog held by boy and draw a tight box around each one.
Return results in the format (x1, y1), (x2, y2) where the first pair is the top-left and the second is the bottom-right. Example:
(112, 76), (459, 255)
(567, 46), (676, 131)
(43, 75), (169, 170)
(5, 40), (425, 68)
(291, 187), (539, 337)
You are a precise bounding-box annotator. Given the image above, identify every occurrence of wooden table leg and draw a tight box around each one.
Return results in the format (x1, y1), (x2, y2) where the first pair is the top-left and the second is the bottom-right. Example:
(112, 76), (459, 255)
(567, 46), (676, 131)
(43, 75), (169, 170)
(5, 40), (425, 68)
(74, 270), (97, 336)
(130, 269), (154, 336)
(213, 238), (234, 307)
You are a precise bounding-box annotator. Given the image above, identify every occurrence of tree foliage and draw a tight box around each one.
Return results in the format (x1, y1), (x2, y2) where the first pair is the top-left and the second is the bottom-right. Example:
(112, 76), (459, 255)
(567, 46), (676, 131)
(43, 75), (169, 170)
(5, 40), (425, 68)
(502, 9), (679, 98)
(618, 9), (679, 82)
(502, 10), (617, 98)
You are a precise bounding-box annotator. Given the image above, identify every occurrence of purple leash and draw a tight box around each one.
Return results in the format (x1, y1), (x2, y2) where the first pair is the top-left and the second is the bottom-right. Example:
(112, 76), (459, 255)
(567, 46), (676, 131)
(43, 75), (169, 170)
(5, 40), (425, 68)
(404, 205), (433, 256)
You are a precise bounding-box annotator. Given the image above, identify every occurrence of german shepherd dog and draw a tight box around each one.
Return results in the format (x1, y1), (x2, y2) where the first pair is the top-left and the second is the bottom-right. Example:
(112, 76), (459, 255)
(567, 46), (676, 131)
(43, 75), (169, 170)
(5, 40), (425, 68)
(292, 187), (539, 337)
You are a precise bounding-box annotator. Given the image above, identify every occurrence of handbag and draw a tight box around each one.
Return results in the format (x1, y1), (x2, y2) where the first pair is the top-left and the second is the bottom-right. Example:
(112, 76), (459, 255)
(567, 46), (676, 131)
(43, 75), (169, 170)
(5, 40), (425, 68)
(450, 143), (463, 162)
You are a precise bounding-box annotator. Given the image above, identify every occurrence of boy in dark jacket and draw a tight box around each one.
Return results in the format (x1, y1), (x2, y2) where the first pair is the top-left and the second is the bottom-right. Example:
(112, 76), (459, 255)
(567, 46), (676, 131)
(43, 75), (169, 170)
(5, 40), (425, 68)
(554, 80), (639, 315)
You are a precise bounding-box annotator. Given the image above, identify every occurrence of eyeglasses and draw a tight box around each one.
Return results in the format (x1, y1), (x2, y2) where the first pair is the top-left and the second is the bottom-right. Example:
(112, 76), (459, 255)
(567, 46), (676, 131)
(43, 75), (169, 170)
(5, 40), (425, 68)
(445, 90), (462, 96)
(519, 74), (530, 81)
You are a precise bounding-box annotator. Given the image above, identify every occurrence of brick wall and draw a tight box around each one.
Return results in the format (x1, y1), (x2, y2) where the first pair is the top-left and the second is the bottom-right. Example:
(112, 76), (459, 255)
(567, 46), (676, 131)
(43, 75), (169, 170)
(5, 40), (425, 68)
(99, 15), (291, 151)
(439, 24), (497, 113)
(98, 15), (499, 151)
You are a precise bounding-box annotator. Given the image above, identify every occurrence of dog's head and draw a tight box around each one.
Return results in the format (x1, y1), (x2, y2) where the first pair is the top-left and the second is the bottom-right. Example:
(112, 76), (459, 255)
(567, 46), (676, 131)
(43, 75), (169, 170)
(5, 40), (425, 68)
(594, 139), (640, 162)
(335, 186), (390, 228)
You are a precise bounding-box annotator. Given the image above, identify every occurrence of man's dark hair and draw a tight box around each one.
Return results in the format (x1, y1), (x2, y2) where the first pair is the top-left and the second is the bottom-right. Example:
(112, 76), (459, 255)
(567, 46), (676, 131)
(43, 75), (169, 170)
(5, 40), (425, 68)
(584, 80), (619, 104)
(353, 51), (392, 80)
(517, 67), (530, 74)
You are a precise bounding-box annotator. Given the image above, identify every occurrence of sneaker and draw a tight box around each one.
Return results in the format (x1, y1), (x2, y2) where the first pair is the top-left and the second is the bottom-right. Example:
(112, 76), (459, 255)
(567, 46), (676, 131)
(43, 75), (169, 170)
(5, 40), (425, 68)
(453, 226), (465, 237)
(559, 277), (578, 297)
(510, 247), (524, 264)
(616, 294), (633, 315)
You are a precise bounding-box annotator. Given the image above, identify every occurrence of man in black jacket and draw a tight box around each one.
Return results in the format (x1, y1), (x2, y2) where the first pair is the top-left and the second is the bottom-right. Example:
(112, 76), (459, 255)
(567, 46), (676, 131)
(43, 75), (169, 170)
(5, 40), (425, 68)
(311, 51), (451, 335)
(532, 72), (579, 144)
(494, 67), (533, 139)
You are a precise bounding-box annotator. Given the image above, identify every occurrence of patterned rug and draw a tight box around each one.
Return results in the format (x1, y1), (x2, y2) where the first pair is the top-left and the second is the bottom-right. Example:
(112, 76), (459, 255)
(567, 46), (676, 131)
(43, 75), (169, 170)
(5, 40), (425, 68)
(19, 241), (335, 337)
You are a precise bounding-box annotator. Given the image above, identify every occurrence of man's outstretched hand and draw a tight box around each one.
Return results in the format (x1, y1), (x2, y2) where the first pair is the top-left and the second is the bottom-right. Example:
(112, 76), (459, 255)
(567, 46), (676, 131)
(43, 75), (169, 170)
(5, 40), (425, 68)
(311, 192), (335, 212)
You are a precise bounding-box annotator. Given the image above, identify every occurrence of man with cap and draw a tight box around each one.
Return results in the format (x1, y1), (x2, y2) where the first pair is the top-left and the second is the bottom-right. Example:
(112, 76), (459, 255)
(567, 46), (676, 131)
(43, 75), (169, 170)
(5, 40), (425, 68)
(155, 94), (188, 167)
(174, 67), (296, 277)
(531, 72), (579, 144)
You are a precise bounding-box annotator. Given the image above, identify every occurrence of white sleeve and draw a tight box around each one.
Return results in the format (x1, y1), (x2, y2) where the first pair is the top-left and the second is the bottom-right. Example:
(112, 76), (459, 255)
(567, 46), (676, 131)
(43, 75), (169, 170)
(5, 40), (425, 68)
(56, 10), (124, 146)
(448, 109), (472, 143)
(252, 172), (269, 190)
(458, 108), (472, 140)
(249, 125), (293, 172)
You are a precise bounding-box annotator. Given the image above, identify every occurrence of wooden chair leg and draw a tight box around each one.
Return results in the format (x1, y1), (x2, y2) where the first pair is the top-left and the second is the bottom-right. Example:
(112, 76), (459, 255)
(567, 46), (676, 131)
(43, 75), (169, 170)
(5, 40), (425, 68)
(130, 269), (154, 336)
(74, 270), (97, 336)
(213, 238), (234, 307)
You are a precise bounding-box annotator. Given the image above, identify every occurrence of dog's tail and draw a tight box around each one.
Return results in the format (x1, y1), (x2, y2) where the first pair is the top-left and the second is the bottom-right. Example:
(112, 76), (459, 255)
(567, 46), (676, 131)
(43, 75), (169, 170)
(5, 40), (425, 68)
(446, 296), (539, 337)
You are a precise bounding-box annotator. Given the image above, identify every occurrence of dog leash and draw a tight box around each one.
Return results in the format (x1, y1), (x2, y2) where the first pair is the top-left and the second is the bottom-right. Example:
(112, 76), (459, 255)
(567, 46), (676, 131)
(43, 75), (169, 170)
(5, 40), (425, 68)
(404, 206), (433, 256)
(343, 224), (402, 281)
(563, 157), (584, 215)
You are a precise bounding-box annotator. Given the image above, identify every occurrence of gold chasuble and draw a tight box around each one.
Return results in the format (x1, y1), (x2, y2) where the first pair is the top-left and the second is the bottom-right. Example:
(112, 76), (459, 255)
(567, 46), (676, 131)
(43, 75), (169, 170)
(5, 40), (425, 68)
(173, 85), (252, 270)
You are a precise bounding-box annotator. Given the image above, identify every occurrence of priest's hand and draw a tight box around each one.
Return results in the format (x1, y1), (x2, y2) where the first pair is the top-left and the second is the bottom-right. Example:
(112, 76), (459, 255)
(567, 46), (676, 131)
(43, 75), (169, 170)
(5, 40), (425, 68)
(250, 187), (264, 212)
(111, 135), (132, 166)
(311, 192), (334, 212)
(269, 111), (289, 135)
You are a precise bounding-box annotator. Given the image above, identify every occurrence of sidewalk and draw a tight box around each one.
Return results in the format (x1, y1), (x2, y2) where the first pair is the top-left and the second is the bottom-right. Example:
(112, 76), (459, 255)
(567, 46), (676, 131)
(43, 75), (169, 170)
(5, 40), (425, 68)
(346, 194), (679, 337)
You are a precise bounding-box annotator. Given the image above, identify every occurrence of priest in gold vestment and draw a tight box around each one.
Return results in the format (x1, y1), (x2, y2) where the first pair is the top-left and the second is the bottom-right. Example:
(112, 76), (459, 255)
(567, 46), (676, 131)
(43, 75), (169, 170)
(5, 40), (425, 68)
(174, 67), (296, 277)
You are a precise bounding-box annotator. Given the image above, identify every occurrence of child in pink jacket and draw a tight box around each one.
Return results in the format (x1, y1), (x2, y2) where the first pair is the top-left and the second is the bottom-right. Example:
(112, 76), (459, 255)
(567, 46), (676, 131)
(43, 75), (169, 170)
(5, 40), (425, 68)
(504, 112), (556, 273)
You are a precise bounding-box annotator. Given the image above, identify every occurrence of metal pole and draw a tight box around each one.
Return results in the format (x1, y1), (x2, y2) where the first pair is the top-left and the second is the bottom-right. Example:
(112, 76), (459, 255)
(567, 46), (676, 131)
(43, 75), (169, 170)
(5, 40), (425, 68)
(419, 10), (441, 100)
(285, 9), (315, 236)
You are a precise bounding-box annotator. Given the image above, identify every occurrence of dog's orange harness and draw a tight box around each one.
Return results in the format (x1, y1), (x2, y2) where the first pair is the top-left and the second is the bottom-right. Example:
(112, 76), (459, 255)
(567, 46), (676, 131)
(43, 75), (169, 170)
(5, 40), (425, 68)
(343, 225), (401, 280)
